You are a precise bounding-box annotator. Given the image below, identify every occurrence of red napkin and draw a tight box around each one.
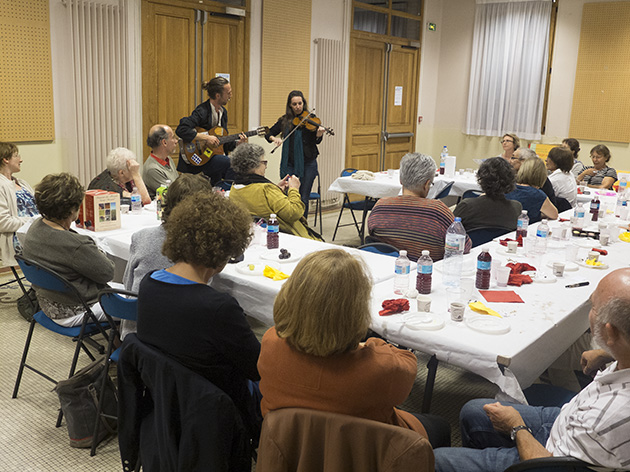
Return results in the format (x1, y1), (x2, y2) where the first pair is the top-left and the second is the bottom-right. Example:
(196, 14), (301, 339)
(379, 299), (410, 316)
(479, 290), (524, 303)
(592, 248), (607, 256)
(559, 218), (569, 222)
(506, 262), (536, 274)
(505, 262), (536, 286)
(499, 235), (523, 247)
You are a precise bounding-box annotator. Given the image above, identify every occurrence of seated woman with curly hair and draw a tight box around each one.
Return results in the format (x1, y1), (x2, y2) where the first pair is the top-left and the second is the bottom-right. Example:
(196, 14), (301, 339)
(506, 157), (558, 223)
(229, 143), (322, 240)
(258, 249), (451, 449)
(136, 191), (262, 438)
(454, 157), (522, 232)
(22, 173), (115, 327)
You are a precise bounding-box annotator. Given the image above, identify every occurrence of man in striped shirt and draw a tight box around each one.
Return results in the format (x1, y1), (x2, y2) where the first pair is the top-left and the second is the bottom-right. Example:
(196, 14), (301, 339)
(434, 268), (630, 471)
(367, 152), (471, 261)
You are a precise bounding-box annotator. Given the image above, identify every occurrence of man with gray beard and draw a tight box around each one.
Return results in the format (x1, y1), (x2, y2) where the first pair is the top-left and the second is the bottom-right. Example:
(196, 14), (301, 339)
(434, 269), (630, 472)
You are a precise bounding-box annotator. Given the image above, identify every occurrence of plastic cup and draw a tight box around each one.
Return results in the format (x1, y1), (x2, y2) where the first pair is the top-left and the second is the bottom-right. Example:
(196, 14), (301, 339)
(506, 241), (518, 254)
(450, 302), (466, 322)
(446, 287), (465, 309)
(587, 251), (599, 263)
(496, 266), (511, 287)
(600, 233), (610, 246)
(460, 278), (474, 302)
(565, 244), (579, 262)
(552, 262), (565, 277)
(416, 295), (431, 312)
(120, 204), (130, 214)
(491, 259), (501, 280)
(387, 169), (395, 178)
(522, 236), (533, 256)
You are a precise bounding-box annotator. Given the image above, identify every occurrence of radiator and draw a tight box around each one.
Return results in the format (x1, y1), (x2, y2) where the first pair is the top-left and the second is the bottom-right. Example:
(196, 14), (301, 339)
(313, 38), (346, 208)
(65, 0), (130, 185)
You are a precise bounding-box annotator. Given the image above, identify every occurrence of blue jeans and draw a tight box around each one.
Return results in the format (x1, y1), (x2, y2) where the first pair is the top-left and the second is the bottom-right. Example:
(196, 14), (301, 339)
(434, 398), (561, 472)
(177, 153), (231, 186)
(286, 160), (318, 218)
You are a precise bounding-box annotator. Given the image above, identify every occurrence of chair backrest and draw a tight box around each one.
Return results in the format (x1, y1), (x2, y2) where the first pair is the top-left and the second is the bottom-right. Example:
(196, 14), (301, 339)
(117, 334), (251, 472)
(358, 242), (400, 257)
(98, 288), (138, 322)
(467, 226), (511, 247)
(341, 168), (358, 177)
(434, 181), (454, 200)
(215, 179), (234, 192)
(15, 255), (88, 310)
(462, 189), (482, 199)
(256, 408), (434, 472)
(555, 197), (572, 213)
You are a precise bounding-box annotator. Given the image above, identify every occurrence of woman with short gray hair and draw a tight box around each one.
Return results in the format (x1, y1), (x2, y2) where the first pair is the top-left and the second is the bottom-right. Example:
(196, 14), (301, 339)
(368, 152), (471, 262)
(88, 147), (151, 205)
(229, 143), (322, 240)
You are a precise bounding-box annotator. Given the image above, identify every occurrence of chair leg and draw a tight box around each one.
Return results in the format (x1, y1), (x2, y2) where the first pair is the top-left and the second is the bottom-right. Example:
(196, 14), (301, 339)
(91, 348), (115, 455)
(332, 200), (347, 241)
(12, 318), (37, 398)
(422, 355), (439, 414)
(318, 198), (323, 232)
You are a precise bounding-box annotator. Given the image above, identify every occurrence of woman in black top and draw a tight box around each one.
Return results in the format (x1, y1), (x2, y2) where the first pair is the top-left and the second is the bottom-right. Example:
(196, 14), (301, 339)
(266, 90), (325, 217)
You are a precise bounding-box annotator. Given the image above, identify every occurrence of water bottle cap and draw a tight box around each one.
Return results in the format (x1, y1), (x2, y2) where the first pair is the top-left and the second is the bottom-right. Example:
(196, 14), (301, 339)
(521, 210), (528, 215)
(454, 217), (461, 222)
(270, 213), (277, 218)
(421, 250), (429, 256)
(399, 250), (407, 256)
(482, 246), (489, 252)
(542, 219), (548, 223)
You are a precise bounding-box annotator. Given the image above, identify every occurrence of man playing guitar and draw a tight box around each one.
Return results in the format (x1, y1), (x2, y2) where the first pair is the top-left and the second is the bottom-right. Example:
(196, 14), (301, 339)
(176, 76), (246, 185)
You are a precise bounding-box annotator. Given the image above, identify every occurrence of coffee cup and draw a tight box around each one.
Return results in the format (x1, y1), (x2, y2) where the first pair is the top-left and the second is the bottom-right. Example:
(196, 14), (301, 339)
(450, 302), (465, 322)
(416, 295), (431, 312)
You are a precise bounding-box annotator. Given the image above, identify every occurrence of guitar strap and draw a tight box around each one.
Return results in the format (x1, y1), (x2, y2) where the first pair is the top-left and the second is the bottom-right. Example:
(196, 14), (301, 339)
(280, 126), (304, 179)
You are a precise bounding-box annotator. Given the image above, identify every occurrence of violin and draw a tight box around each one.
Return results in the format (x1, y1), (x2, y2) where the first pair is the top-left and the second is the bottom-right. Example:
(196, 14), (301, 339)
(292, 111), (335, 136)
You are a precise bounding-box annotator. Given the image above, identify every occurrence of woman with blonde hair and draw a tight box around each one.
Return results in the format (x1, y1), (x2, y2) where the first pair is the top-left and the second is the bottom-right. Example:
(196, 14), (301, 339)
(506, 157), (558, 223)
(499, 133), (520, 160)
(258, 248), (450, 448)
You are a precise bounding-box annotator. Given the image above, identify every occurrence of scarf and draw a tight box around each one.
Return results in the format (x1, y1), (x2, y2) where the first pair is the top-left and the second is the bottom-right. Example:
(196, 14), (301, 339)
(234, 173), (273, 186)
(280, 125), (304, 179)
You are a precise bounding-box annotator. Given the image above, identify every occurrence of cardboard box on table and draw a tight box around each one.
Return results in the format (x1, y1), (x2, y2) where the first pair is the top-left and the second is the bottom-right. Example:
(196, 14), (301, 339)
(76, 190), (121, 232)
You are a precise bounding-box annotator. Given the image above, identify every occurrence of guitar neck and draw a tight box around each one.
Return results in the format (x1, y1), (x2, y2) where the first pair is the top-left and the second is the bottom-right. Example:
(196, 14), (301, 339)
(217, 129), (259, 146)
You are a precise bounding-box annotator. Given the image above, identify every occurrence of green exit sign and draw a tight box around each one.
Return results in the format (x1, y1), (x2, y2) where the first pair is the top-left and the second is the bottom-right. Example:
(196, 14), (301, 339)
(428, 22), (436, 31)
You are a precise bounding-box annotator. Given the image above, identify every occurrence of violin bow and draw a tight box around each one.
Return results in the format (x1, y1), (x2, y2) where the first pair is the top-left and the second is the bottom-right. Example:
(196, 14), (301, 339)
(270, 109), (316, 154)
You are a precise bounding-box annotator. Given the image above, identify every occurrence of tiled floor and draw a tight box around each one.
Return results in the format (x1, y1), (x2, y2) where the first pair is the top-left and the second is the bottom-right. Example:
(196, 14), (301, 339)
(0, 207), (497, 471)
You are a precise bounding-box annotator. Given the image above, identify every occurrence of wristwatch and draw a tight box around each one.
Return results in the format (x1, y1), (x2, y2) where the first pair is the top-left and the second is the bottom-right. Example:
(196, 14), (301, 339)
(510, 425), (532, 441)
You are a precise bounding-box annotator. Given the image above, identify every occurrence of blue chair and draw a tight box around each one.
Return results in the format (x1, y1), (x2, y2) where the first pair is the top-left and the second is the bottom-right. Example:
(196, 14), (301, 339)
(434, 181), (454, 200)
(90, 288), (138, 456)
(12, 255), (112, 428)
(462, 189), (482, 199)
(467, 226), (511, 247)
(503, 456), (597, 471)
(309, 172), (323, 230)
(215, 179), (234, 192)
(358, 242), (400, 257)
(332, 168), (377, 242)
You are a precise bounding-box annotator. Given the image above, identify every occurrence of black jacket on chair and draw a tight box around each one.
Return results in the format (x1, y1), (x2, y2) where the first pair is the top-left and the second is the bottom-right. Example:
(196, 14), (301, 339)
(117, 334), (251, 472)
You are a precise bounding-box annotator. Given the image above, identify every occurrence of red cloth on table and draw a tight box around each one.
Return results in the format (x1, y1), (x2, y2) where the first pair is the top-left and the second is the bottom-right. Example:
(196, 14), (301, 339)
(499, 235), (523, 247)
(506, 262), (536, 286)
(379, 299), (410, 316)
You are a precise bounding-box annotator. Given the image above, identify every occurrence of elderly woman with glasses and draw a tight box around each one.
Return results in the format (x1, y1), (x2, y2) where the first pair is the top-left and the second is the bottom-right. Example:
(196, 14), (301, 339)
(499, 133), (520, 160)
(88, 147), (151, 205)
(577, 145), (617, 190)
(229, 143), (322, 240)
(368, 152), (471, 262)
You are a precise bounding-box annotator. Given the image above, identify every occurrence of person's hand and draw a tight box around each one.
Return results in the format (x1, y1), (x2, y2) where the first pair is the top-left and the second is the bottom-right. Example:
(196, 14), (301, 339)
(581, 349), (613, 377)
(271, 136), (283, 147)
(127, 158), (140, 177)
(483, 402), (525, 434)
(237, 133), (248, 145)
(316, 126), (326, 138)
(198, 133), (220, 148)
(288, 175), (301, 189)
(277, 175), (290, 191)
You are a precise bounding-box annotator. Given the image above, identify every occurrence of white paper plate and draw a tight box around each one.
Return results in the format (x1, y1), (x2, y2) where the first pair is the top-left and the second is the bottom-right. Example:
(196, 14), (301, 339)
(401, 312), (445, 331)
(576, 239), (601, 249)
(496, 247), (526, 258)
(465, 315), (510, 334)
(545, 260), (579, 272)
(235, 261), (266, 276)
(260, 248), (304, 264)
(522, 271), (557, 283)
(576, 259), (609, 270)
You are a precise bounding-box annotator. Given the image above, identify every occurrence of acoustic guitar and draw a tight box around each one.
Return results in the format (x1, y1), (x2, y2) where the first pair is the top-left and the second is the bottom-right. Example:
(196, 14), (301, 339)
(179, 126), (269, 167)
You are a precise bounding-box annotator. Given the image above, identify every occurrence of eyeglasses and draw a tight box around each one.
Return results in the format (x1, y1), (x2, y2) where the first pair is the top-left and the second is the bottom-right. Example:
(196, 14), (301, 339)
(510, 156), (524, 161)
(501, 139), (514, 144)
(260, 160), (268, 165)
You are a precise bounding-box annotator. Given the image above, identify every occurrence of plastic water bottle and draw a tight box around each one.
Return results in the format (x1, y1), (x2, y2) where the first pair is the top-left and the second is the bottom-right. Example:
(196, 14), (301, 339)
(443, 217), (466, 287)
(439, 146), (448, 175)
(619, 175), (628, 194)
(535, 219), (550, 254)
(615, 191), (627, 217)
(130, 186), (142, 215)
(475, 247), (492, 290)
(267, 214), (279, 249)
(516, 210), (529, 239)
(393, 250), (411, 295)
(416, 250), (433, 295)
(573, 203), (586, 229)
(590, 196), (600, 222)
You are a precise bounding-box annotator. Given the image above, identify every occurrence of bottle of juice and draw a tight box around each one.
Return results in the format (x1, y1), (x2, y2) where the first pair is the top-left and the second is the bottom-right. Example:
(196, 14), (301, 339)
(267, 214), (279, 249)
(475, 247), (492, 290)
(416, 250), (433, 295)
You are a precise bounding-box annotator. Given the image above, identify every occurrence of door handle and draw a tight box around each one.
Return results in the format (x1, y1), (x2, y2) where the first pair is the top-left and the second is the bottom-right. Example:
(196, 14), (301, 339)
(383, 132), (414, 140)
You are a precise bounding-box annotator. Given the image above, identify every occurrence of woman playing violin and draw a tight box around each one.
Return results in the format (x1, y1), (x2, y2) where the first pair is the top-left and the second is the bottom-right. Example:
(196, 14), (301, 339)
(266, 90), (325, 218)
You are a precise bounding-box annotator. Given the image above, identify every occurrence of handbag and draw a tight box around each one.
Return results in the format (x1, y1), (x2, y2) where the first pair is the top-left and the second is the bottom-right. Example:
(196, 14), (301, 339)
(54, 357), (118, 448)
(17, 287), (39, 322)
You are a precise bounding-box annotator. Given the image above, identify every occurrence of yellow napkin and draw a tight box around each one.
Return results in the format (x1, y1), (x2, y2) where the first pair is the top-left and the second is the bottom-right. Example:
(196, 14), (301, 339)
(468, 301), (502, 318)
(263, 265), (290, 281)
(619, 232), (630, 243)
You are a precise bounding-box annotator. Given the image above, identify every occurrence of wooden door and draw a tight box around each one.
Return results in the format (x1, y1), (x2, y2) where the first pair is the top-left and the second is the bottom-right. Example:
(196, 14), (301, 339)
(142, 2), (196, 159)
(346, 37), (419, 172)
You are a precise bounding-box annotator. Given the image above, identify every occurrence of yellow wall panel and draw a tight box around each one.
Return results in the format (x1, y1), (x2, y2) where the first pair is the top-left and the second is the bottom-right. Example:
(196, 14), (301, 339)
(260, 0), (311, 128)
(0, 0), (54, 142)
